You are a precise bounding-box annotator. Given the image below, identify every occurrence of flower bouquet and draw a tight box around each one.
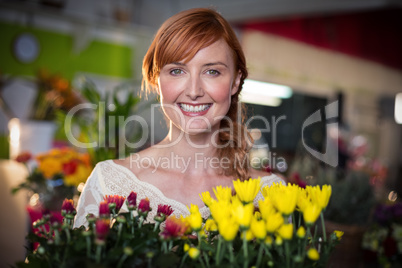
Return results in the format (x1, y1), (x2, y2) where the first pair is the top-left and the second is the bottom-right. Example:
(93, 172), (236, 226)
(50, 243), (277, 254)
(362, 202), (402, 267)
(16, 179), (342, 267)
(12, 147), (92, 211)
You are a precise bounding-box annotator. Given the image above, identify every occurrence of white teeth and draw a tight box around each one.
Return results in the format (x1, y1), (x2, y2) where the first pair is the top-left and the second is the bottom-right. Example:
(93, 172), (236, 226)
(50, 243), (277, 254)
(180, 104), (210, 112)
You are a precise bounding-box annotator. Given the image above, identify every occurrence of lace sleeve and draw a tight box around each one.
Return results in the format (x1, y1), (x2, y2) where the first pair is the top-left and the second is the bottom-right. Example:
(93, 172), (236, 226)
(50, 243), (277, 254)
(253, 174), (285, 207)
(73, 164), (105, 228)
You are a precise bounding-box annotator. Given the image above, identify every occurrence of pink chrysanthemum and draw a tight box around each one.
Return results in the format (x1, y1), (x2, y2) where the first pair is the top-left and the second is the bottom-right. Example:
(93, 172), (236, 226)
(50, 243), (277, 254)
(138, 198), (151, 214)
(160, 216), (187, 240)
(99, 201), (110, 218)
(95, 219), (110, 241)
(61, 199), (75, 215)
(104, 195), (126, 212)
(157, 204), (173, 217)
(126, 191), (137, 209)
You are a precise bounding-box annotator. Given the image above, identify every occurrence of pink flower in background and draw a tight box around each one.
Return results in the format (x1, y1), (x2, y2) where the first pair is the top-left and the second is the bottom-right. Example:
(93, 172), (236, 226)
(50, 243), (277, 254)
(61, 199), (75, 215)
(126, 191), (137, 209)
(99, 201), (110, 218)
(15, 152), (32, 163)
(95, 219), (110, 241)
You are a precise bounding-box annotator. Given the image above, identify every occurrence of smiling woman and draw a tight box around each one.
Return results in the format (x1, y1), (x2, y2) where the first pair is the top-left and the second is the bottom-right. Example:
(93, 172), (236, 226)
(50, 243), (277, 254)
(74, 8), (283, 228)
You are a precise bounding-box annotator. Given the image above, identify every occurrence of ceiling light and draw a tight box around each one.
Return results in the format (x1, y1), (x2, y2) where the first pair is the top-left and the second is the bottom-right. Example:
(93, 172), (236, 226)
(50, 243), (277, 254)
(395, 93), (402, 124)
(240, 79), (292, 106)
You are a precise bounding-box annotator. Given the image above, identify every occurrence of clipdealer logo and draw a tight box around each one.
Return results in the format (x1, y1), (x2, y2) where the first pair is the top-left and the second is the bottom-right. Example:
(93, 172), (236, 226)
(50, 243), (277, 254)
(301, 101), (339, 167)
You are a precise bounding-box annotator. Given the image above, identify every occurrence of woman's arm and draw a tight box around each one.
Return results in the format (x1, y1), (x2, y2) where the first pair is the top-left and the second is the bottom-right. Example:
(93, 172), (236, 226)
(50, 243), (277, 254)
(73, 165), (104, 228)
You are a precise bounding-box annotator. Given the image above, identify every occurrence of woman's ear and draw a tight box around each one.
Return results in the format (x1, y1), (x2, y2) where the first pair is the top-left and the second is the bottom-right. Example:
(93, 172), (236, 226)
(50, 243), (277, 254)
(231, 71), (242, 96)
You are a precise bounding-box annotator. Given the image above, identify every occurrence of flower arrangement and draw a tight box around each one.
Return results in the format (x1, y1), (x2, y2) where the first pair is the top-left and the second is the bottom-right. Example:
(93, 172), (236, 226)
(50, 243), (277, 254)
(12, 147), (92, 210)
(31, 69), (81, 121)
(16, 179), (342, 267)
(362, 202), (402, 267)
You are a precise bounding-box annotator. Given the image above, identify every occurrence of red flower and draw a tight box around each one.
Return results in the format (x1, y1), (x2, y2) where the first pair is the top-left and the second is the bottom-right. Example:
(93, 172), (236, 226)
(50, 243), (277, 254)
(138, 198), (151, 214)
(99, 201), (110, 218)
(157, 204), (173, 217)
(62, 159), (79, 175)
(160, 216), (187, 239)
(49, 214), (63, 228)
(126, 191), (137, 209)
(61, 199), (76, 215)
(15, 152), (32, 163)
(104, 195), (126, 212)
(95, 219), (110, 241)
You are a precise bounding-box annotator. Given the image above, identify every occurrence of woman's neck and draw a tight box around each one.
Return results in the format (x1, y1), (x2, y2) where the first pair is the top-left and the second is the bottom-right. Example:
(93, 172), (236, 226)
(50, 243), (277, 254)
(155, 126), (222, 175)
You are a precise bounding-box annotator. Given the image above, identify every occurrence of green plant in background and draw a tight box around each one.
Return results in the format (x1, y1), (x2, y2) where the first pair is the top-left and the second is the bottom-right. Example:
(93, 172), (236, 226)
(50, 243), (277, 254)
(57, 78), (152, 165)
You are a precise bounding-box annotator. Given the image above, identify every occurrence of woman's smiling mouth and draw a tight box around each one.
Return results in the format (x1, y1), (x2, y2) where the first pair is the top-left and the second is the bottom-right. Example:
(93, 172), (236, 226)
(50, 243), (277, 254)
(178, 103), (212, 115)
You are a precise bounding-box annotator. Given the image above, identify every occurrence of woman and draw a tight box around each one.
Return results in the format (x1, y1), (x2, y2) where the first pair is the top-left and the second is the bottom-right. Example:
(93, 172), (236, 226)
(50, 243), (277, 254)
(74, 8), (283, 228)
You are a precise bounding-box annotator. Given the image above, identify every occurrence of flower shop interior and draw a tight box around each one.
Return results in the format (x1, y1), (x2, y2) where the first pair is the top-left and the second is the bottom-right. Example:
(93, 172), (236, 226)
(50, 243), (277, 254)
(1, 0), (402, 267)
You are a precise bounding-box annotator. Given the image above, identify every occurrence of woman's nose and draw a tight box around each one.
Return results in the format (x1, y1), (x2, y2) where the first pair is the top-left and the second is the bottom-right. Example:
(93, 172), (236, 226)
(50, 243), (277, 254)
(185, 76), (204, 100)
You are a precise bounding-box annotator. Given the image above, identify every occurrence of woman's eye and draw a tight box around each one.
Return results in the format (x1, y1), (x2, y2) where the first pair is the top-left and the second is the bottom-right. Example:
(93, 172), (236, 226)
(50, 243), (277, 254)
(207, 69), (220, 75)
(170, 69), (183, 75)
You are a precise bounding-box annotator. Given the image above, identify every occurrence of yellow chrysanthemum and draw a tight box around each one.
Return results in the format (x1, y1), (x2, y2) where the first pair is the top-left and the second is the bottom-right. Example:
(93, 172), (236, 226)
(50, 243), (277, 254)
(188, 247), (200, 259)
(232, 199), (254, 228)
(199, 191), (215, 207)
(204, 218), (218, 232)
(209, 201), (232, 224)
(307, 248), (320, 260)
(307, 185), (332, 210)
(241, 229), (254, 241)
(258, 198), (276, 221)
(264, 183), (299, 216)
(250, 218), (266, 240)
(334, 230), (344, 240)
(265, 236), (273, 246)
(213, 186), (232, 202)
(275, 236), (283, 246)
(218, 218), (239, 241)
(277, 223), (293, 240)
(265, 212), (284, 233)
(188, 212), (203, 232)
(296, 188), (311, 212)
(183, 243), (190, 252)
(188, 204), (200, 214)
(303, 202), (322, 225)
(296, 226), (306, 238)
(233, 178), (261, 204)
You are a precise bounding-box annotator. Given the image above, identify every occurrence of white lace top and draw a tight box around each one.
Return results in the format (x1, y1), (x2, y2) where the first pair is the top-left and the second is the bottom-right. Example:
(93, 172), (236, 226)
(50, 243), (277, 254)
(74, 160), (284, 228)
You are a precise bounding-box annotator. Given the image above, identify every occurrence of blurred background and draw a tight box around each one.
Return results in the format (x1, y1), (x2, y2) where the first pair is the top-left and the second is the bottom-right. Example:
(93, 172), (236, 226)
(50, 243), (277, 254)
(0, 0), (401, 267)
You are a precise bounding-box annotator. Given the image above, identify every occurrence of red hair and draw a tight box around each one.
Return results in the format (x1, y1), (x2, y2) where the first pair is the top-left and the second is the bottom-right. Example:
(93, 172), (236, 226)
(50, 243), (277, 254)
(142, 8), (252, 180)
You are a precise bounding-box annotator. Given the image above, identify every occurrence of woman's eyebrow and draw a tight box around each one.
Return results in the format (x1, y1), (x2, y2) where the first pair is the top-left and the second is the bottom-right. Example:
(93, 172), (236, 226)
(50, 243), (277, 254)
(204, 62), (228, 68)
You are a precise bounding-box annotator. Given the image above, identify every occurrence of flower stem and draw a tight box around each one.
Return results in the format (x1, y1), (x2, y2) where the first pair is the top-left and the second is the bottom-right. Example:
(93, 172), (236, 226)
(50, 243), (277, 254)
(116, 222), (123, 247)
(117, 253), (128, 268)
(227, 242), (234, 264)
(96, 245), (102, 264)
(242, 232), (249, 268)
(179, 253), (189, 268)
(86, 236), (91, 258)
(216, 237), (223, 266)
(285, 241), (290, 268)
(153, 222), (160, 232)
(320, 212), (327, 242)
(256, 242), (264, 268)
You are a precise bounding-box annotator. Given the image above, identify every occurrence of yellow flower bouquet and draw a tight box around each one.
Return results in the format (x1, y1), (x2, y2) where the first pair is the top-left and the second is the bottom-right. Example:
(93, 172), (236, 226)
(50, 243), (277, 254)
(17, 179), (342, 267)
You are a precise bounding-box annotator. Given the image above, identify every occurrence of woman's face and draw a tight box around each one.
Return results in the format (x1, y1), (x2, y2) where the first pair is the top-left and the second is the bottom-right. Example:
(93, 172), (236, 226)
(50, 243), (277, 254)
(158, 39), (241, 136)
